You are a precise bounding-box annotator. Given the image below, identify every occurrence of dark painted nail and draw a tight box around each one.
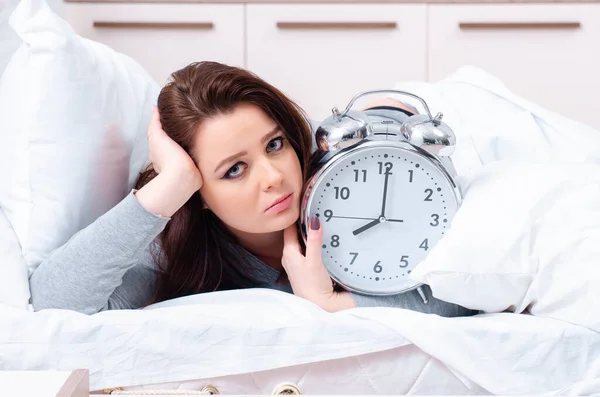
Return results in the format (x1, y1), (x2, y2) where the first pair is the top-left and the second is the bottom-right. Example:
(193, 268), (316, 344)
(310, 215), (320, 231)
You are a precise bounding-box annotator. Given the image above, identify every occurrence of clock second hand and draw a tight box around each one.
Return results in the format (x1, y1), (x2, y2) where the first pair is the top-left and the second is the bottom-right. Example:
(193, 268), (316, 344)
(330, 215), (403, 222)
(330, 215), (379, 221)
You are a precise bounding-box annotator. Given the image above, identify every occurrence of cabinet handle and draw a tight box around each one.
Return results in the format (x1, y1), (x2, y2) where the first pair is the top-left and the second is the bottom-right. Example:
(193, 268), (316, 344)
(459, 22), (581, 30)
(276, 21), (397, 30)
(93, 21), (214, 29)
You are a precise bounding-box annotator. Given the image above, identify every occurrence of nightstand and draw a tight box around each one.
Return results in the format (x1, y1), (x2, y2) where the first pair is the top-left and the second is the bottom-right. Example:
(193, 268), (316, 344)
(0, 370), (89, 397)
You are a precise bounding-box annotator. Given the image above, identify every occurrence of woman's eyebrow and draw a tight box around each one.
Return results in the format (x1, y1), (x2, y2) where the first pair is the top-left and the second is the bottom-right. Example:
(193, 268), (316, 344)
(214, 150), (247, 174)
(260, 126), (281, 143)
(213, 126), (281, 174)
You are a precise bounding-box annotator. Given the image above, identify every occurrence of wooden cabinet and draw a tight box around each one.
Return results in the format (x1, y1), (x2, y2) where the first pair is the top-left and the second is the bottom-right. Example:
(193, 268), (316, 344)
(427, 4), (600, 129)
(245, 4), (427, 120)
(64, 3), (245, 85)
(64, 2), (600, 129)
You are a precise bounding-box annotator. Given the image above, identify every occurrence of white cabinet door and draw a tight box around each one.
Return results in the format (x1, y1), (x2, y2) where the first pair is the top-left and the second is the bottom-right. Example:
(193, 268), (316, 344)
(64, 4), (245, 85)
(246, 5), (427, 121)
(428, 4), (600, 130)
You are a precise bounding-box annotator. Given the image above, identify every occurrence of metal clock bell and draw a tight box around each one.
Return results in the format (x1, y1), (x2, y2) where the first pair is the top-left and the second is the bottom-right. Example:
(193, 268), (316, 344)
(300, 89), (462, 299)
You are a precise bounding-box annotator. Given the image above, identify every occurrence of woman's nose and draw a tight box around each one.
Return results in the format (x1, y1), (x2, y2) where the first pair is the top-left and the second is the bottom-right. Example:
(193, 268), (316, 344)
(259, 159), (283, 191)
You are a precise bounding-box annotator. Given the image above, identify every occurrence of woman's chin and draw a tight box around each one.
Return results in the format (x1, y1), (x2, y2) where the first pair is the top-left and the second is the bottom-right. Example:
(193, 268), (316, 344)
(265, 208), (300, 233)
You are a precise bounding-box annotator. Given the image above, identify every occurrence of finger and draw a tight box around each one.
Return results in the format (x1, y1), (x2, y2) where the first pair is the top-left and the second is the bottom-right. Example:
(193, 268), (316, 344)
(148, 106), (163, 137)
(283, 224), (301, 253)
(147, 107), (154, 139)
(305, 215), (323, 265)
(196, 170), (204, 189)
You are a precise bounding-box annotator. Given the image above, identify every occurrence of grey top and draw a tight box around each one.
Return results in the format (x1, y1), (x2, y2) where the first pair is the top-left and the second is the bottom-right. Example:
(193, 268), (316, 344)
(29, 108), (478, 317)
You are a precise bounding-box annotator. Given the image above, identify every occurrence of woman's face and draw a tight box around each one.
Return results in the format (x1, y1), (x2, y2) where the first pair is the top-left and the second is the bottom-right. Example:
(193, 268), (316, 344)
(193, 102), (303, 236)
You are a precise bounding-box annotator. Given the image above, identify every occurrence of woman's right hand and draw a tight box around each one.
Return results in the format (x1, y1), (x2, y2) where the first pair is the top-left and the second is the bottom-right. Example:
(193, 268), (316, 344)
(147, 106), (203, 191)
(135, 107), (203, 217)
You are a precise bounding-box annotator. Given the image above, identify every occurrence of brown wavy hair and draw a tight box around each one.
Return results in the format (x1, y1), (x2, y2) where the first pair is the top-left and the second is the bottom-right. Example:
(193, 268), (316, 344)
(135, 61), (314, 304)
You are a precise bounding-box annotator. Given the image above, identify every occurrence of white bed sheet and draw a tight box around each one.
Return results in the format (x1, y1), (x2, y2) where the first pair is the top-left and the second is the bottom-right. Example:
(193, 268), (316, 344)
(1, 290), (598, 395)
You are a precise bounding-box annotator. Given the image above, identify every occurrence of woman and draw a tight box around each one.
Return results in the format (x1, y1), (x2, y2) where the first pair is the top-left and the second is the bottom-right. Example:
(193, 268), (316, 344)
(29, 61), (476, 316)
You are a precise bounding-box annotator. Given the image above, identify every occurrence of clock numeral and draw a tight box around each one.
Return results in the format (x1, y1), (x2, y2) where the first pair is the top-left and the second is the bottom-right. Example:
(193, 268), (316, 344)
(373, 261), (383, 273)
(420, 238), (429, 251)
(330, 234), (340, 247)
(353, 169), (367, 183)
(324, 209), (333, 222)
(334, 186), (350, 200)
(408, 169), (414, 183)
(399, 255), (409, 268)
(378, 161), (393, 175)
(430, 214), (440, 227)
(424, 188), (433, 201)
(349, 252), (358, 265)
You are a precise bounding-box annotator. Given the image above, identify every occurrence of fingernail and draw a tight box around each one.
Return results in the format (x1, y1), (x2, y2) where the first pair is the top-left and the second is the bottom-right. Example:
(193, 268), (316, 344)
(310, 215), (320, 230)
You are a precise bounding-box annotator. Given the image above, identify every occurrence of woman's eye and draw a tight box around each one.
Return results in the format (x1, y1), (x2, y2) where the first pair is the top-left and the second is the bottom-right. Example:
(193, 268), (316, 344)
(224, 162), (247, 179)
(267, 137), (284, 152)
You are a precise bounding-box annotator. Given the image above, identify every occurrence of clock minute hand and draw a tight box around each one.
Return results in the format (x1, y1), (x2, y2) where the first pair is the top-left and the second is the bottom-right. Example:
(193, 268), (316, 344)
(353, 172), (392, 236)
(381, 171), (390, 217)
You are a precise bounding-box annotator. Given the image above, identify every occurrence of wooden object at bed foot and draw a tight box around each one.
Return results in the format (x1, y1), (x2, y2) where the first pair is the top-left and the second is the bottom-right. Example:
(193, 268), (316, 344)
(0, 369), (89, 397)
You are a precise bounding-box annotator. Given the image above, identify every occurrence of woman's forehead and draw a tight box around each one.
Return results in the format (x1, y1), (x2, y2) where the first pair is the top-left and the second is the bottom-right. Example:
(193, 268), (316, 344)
(193, 104), (278, 165)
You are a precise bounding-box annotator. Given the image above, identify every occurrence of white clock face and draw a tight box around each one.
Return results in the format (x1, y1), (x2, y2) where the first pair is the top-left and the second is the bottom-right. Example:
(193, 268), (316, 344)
(305, 143), (459, 295)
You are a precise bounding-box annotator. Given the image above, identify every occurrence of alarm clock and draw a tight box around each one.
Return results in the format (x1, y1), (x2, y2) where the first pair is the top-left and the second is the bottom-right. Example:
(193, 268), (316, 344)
(300, 89), (461, 299)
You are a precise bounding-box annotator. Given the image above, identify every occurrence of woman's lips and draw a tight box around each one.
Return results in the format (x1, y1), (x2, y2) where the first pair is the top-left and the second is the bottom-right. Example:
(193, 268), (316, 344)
(266, 193), (293, 213)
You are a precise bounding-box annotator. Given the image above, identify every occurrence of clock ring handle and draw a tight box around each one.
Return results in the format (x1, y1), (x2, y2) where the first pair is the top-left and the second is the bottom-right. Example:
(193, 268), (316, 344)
(337, 89), (434, 121)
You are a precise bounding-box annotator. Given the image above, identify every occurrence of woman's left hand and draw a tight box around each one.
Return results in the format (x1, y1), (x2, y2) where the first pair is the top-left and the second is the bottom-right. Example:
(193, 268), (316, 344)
(282, 216), (356, 312)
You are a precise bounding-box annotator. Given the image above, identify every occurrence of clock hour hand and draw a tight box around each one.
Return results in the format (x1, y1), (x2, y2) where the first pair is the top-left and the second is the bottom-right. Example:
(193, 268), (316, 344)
(352, 218), (381, 236)
(352, 216), (403, 235)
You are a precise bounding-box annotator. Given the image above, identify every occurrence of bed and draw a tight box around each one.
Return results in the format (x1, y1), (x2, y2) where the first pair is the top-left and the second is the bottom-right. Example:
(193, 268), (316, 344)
(1, 0), (599, 395)
(1, 290), (598, 395)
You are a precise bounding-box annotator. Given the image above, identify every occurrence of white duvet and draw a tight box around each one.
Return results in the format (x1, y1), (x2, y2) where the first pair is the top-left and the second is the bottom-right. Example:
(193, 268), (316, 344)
(1, 66), (599, 395)
(0, 291), (598, 395)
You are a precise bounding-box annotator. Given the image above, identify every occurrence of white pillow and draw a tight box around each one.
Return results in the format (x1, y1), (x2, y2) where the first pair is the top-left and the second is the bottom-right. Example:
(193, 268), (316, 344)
(0, 206), (30, 310)
(411, 161), (600, 332)
(391, 66), (600, 180)
(0, 0), (159, 275)
(0, 0), (21, 77)
(0, 0), (64, 76)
